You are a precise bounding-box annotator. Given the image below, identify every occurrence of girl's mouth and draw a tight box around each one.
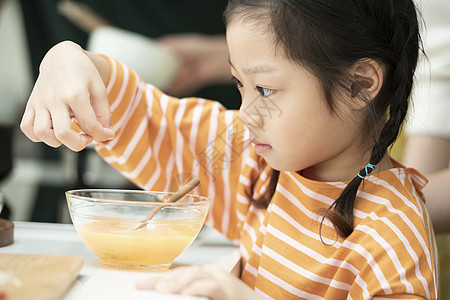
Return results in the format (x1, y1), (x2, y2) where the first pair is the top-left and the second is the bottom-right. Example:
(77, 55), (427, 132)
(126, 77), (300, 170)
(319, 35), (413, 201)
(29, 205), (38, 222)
(251, 139), (272, 155)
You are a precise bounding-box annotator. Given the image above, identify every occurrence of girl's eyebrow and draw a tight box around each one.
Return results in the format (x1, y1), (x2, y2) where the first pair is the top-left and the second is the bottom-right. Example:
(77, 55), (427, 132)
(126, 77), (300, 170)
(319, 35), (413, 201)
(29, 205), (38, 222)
(228, 57), (276, 74)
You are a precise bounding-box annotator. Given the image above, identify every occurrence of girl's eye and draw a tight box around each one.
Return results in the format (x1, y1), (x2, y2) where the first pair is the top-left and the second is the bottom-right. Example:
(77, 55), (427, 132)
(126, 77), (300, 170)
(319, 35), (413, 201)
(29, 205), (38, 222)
(232, 76), (243, 88)
(256, 86), (274, 97)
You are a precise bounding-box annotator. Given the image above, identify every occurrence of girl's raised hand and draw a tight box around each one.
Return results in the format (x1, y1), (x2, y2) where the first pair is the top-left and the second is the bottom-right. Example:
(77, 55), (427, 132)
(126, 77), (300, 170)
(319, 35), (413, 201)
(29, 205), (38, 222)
(20, 41), (115, 152)
(136, 264), (259, 300)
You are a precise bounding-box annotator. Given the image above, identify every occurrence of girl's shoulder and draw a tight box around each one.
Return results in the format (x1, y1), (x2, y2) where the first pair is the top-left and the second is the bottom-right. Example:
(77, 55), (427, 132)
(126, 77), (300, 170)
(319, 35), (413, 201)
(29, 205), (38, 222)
(353, 162), (431, 235)
(364, 158), (428, 205)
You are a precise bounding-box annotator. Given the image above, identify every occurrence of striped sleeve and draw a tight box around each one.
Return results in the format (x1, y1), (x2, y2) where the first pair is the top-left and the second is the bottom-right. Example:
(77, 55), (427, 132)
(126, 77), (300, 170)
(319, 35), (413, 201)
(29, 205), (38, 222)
(94, 57), (250, 240)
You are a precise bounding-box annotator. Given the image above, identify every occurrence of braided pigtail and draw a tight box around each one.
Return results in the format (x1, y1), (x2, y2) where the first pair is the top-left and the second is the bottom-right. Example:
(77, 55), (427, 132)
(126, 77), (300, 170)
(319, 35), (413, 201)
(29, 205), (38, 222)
(322, 1), (421, 238)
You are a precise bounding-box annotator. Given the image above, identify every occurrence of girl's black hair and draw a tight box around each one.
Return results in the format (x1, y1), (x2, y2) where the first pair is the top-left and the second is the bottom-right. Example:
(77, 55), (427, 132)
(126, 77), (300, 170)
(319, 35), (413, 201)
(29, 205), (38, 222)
(225, 0), (422, 238)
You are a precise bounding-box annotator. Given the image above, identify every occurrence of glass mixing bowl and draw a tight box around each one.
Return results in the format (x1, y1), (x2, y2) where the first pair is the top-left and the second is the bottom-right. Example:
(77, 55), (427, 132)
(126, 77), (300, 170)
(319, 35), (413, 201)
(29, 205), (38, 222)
(66, 189), (210, 271)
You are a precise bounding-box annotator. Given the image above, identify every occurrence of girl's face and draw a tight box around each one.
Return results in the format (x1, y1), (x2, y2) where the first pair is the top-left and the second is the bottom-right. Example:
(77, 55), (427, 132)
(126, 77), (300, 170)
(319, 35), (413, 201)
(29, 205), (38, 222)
(227, 18), (367, 181)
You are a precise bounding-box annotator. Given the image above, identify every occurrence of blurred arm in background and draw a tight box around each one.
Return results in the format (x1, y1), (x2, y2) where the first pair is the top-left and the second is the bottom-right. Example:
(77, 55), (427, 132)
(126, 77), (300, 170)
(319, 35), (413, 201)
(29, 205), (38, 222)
(403, 136), (450, 233)
(158, 33), (231, 98)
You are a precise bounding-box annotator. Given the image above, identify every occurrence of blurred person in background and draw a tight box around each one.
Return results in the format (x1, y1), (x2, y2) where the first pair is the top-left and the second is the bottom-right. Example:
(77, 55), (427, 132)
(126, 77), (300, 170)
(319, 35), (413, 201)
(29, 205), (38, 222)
(402, 1), (450, 296)
(403, 0), (450, 234)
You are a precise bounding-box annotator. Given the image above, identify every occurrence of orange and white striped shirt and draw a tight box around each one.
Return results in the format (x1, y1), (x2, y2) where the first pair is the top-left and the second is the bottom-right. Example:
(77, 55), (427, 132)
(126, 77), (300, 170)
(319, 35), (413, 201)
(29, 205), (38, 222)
(95, 57), (438, 299)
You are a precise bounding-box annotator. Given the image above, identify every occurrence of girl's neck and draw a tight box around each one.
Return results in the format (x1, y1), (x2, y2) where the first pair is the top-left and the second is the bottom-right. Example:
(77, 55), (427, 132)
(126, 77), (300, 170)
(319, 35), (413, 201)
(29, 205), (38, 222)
(299, 152), (393, 183)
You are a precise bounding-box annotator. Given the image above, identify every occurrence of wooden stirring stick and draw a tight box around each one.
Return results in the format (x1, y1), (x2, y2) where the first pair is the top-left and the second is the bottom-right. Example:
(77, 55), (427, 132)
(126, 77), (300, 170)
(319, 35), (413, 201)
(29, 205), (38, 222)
(133, 177), (200, 230)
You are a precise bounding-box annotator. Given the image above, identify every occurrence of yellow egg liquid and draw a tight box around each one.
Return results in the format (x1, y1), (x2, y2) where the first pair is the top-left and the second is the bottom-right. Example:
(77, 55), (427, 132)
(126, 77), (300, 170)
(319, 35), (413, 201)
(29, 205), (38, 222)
(77, 219), (204, 270)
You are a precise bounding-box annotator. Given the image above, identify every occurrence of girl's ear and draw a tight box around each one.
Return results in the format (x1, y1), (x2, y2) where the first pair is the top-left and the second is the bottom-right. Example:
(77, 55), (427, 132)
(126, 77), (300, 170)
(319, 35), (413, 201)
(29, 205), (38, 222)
(349, 59), (384, 109)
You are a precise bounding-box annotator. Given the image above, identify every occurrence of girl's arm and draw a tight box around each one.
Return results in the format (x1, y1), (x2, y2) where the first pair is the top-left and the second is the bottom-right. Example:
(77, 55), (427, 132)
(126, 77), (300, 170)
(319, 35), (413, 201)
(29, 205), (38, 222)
(20, 41), (251, 241)
(20, 41), (114, 152)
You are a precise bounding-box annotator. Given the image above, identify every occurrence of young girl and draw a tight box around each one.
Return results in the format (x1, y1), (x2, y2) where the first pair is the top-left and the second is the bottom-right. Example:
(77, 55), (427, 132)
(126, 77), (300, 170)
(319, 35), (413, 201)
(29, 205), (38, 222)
(21, 0), (438, 299)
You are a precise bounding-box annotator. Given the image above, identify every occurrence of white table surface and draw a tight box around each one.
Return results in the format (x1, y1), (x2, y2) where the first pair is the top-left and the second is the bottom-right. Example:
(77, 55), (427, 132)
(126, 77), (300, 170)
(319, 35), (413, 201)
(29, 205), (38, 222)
(0, 221), (239, 300)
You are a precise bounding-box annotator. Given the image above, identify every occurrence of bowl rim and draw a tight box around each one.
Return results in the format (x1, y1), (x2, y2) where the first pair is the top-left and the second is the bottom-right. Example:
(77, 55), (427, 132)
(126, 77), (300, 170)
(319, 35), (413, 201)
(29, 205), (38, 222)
(65, 189), (211, 206)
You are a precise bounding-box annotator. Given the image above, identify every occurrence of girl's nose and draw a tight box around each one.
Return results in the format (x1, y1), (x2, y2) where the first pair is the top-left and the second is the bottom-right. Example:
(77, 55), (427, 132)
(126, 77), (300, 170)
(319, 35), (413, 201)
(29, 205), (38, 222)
(238, 97), (263, 128)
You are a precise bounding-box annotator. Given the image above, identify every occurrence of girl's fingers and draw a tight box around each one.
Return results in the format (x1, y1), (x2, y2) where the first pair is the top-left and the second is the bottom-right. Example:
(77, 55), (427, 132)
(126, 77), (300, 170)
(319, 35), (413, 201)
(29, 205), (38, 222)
(20, 108), (41, 142)
(135, 265), (257, 300)
(136, 266), (205, 293)
(33, 109), (62, 148)
(180, 278), (222, 299)
(50, 104), (92, 151)
(89, 80), (113, 130)
(69, 91), (114, 142)
(21, 102), (95, 151)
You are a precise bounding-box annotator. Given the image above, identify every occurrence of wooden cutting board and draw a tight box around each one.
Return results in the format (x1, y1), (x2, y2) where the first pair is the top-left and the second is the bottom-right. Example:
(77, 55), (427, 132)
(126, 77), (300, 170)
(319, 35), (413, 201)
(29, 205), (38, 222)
(0, 253), (83, 300)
